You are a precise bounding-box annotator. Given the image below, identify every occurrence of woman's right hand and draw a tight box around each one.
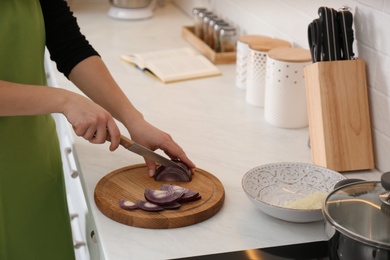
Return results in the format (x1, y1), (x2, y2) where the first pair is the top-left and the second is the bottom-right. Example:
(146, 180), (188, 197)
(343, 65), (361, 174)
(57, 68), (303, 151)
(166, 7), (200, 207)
(62, 92), (121, 151)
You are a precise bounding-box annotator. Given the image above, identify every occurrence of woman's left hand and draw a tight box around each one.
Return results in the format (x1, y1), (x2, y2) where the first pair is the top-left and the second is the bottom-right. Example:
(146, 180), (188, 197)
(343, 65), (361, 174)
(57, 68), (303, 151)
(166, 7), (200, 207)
(127, 119), (196, 177)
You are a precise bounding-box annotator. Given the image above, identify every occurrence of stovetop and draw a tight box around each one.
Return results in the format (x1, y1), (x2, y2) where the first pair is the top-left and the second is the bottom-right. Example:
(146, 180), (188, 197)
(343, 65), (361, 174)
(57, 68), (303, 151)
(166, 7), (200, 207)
(171, 240), (329, 260)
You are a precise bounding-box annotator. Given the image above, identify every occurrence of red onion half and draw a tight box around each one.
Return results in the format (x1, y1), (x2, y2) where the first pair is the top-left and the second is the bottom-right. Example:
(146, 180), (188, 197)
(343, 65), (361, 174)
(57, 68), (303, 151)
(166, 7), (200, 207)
(154, 161), (192, 182)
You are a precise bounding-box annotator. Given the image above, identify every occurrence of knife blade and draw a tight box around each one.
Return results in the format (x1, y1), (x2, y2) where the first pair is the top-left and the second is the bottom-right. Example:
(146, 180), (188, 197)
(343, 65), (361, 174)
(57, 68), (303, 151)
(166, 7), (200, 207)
(108, 134), (187, 171)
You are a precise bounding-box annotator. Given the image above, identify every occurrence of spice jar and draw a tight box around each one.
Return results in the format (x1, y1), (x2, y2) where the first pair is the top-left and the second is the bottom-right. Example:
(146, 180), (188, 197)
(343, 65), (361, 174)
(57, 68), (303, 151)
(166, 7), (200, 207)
(219, 26), (237, 52)
(207, 18), (225, 49)
(196, 10), (213, 40)
(213, 22), (229, 52)
(192, 8), (207, 38)
(202, 14), (219, 43)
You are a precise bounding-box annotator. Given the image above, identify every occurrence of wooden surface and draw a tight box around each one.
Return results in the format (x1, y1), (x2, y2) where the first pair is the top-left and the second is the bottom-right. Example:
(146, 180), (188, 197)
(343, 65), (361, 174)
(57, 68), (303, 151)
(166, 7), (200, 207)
(249, 39), (291, 52)
(268, 47), (311, 62)
(181, 26), (236, 64)
(94, 164), (225, 229)
(238, 34), (271, 45)
(304, 60), (375, 172)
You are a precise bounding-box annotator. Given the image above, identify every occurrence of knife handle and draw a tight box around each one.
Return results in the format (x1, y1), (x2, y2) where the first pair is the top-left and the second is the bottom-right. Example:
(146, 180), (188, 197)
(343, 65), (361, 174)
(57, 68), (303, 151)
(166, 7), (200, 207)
(338, 10), (354, 60)
(106, 133), (135, 149)
(318, 6), (341, 61)
(308, 19), (321, 62)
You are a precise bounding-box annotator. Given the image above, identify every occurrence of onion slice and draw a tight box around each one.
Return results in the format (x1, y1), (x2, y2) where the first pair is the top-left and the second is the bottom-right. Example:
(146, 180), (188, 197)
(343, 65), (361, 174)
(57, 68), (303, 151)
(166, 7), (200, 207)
(144, 188), (184, 205)
(162, 201), (181, 210)
(136, 200), (164, 212)
(118, 199), (138, 210)
(161, 184), (200, 202)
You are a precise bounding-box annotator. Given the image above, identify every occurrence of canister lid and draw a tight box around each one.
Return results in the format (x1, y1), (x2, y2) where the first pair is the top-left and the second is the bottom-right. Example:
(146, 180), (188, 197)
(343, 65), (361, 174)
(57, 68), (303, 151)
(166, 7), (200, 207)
(238, 35), (271, 45)
(249, 38), (291, 52)
(267, 47), (311, 62)
(323, 180), (390, 249)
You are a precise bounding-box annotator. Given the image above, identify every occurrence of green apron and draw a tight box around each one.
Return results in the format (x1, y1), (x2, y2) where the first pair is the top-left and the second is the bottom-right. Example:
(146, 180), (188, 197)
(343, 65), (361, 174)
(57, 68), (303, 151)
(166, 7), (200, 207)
(0, 1), (75, 259)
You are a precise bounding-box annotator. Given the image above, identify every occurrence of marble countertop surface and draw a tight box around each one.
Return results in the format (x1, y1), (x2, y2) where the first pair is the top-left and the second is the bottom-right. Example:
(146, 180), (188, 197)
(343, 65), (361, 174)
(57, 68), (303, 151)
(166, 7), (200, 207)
(54, 2), (381, 259)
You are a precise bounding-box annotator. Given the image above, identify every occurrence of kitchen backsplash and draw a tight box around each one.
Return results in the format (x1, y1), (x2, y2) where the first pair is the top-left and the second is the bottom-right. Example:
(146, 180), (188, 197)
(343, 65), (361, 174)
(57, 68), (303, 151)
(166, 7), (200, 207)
(173, 0), (390, 174)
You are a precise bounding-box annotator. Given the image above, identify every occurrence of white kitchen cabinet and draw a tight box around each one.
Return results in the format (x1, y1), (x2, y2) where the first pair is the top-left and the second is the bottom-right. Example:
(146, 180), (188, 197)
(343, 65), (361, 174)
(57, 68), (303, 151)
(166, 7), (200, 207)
(60, 127), (90, 260)
(45, 51), (101, 260)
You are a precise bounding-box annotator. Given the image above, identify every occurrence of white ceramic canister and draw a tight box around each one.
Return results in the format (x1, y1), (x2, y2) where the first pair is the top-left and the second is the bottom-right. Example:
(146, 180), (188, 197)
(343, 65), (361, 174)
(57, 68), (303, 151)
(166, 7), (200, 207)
(235, 35), (272, 89)
(264, 47), (312, 128)
(245, 38), (291, 106)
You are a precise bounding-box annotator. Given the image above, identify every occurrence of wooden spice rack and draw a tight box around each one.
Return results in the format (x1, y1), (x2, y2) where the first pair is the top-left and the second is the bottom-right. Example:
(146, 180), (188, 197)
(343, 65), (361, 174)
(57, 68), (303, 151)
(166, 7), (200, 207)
(304, 59), (375, 172)
(181, 26), (236, 65)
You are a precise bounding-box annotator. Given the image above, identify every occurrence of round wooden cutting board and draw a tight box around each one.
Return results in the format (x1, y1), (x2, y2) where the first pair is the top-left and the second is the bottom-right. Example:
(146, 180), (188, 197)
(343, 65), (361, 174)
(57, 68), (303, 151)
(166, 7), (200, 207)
(94, 164), (225, 229)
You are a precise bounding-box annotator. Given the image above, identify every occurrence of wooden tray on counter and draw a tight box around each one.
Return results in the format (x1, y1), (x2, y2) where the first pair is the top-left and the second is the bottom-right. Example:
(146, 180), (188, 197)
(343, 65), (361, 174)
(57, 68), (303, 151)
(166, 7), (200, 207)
(94, 164), (225, 229)
(182, 26), (236, 64)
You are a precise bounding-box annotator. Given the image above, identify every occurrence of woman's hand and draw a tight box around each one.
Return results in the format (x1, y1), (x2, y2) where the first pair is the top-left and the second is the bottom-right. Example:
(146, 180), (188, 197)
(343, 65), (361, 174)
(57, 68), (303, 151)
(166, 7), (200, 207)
(62, 92), (121, 151)
(127, 119), (196, 177)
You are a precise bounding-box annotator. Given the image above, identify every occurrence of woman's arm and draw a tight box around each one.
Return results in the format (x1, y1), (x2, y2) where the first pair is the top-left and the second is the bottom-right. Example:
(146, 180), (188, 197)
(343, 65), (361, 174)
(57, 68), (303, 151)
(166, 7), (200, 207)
(0, 80), (121, 151)
(40, 0), (195, 175)
(68, 56), (196, 176)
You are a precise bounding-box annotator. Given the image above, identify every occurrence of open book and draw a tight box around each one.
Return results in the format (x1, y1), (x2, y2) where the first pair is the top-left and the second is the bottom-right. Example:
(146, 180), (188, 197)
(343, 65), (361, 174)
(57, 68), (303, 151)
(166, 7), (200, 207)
(121, 47), (221, 83)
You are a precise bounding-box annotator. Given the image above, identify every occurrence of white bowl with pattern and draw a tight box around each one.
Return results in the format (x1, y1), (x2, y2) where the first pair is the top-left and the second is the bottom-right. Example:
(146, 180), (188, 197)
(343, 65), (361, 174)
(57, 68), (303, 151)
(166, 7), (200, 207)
(242, 162), (346, 223)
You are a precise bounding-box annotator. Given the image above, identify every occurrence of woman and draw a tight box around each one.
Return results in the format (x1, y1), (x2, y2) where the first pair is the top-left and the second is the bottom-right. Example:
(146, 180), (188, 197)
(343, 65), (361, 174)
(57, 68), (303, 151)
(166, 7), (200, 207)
(0, 0), (195, 259)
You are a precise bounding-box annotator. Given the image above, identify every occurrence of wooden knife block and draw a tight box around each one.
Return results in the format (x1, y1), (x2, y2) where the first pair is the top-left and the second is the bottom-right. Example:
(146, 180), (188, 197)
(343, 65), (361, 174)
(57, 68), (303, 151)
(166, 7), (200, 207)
(304, 59), (375, 172)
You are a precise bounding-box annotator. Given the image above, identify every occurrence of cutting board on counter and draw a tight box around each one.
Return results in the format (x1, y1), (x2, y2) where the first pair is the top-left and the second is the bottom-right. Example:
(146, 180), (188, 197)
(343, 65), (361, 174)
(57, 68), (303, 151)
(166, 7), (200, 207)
(94, 164), (225, 229)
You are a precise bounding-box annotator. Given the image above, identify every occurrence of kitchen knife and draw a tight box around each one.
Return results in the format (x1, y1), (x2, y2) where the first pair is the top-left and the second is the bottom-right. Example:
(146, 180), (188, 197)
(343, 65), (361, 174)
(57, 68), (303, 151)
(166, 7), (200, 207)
(318, 6), (341, 61)
(338, 7), (354, 60)
(308, 18), (322, 62)
(107, 134), (187, 171)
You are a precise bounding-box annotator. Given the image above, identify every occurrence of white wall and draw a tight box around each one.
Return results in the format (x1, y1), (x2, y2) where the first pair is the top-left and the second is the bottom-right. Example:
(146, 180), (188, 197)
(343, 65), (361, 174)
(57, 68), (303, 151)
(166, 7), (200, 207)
(173, 0), (390, 173)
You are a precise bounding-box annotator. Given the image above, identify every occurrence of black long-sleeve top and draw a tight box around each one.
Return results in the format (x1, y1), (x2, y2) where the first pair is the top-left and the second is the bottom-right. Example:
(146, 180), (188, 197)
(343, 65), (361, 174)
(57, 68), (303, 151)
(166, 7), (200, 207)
(40, 0), (99, 78)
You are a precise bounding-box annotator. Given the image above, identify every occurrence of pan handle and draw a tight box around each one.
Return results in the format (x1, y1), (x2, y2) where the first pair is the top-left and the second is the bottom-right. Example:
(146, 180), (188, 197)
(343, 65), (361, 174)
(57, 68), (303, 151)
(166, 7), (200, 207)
(381, 172), (390, 191)
(333, 178), (365, 189)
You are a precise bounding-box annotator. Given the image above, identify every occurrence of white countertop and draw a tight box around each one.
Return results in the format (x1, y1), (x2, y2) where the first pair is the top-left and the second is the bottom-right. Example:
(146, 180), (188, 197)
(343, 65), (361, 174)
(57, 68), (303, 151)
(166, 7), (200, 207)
(54, 3), (381, 259)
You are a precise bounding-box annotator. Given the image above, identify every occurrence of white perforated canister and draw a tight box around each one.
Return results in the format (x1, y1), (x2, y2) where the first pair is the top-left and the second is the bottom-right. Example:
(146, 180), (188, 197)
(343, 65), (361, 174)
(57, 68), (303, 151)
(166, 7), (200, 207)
(264, 47), (312, 128)
(245, 38), (291, 106)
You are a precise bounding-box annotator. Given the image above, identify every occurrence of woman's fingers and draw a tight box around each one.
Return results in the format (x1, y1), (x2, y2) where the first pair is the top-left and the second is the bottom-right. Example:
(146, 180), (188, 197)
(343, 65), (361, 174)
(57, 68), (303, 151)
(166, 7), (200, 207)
(160, 139), (196, 172)
(66, 95), (121, 150)
(106, 120), (120, 151)
(144, 159), (157, 177)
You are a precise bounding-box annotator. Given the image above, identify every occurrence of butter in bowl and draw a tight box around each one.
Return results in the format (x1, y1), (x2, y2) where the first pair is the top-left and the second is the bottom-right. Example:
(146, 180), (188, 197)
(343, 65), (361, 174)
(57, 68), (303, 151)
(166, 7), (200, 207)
(241, 162), (346, 223)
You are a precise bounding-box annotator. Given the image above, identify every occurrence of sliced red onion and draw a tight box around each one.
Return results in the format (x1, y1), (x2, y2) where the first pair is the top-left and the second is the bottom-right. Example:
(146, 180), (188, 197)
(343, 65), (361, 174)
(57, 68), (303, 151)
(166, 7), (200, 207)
(186, 194), (202, 201)
(180, 193), (202, 202)
(162, 201), (181, 210)
(136, 200), (164, 212)
(118, 199), (138, 210)
(161, 184), (200, 202)
(144, 188), (184, 205)
(154, 160), (192, 182)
